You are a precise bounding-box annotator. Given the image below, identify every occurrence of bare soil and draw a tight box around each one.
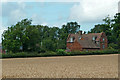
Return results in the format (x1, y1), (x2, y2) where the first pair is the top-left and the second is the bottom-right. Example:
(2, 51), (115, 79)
(2, 54), (118, 78)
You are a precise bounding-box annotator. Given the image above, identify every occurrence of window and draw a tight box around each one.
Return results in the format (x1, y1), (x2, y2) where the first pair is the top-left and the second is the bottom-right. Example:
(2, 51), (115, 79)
(103, 45), (105, 49)
(92, 36), (96, 40)
(70, 37), (73, 42)
(95, 41), (96, 43)
(96, 41), (99, 45)
(92, 36), (97, 41)
(79, 36), (81, 40)
(103, 38), (105, 41)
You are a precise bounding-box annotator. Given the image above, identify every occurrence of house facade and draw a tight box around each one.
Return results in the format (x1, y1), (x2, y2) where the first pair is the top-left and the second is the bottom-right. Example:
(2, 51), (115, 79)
(66, 31), (107, 51)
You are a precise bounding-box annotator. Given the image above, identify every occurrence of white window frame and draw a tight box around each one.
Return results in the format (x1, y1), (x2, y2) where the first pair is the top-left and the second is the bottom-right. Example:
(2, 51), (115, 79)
(103, 38), (105, 41)
(103, 45), (105, 49)
(70, 37), (73, 42)
(92, 36), (95, 40)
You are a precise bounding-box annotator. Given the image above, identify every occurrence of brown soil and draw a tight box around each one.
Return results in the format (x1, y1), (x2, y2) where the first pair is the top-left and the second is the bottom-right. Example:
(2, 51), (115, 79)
(2, 54), (118, 78)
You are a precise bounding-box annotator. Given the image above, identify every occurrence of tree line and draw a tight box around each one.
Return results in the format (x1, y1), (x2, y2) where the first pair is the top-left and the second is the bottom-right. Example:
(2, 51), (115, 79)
(2, 19), (80, 53)
(2, 13), (120, 53)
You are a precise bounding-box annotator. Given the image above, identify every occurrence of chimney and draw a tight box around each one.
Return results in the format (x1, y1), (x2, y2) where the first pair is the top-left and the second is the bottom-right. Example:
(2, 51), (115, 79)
(77, 30), (82, 35)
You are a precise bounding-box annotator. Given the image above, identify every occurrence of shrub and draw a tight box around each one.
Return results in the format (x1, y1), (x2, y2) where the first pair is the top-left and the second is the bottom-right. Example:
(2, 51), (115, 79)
(108, 43), (118, 49)
(38, 48), (46, 53)
(2, 52), (39, 58)
(70, 51), (81, 55)
(39, 51), (57, 57)
(1, 49), (119, 58)
(70, 49), (119, 55)
(56, 49), (67, 55)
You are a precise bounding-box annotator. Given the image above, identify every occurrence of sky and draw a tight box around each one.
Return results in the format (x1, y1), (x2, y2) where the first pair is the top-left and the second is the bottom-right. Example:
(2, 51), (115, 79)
(0, 0), (119, 43)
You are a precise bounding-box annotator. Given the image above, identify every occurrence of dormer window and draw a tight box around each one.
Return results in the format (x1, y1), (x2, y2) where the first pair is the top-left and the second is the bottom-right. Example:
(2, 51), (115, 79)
(92, 36), (97, 41)
(70, 37), (73, 42)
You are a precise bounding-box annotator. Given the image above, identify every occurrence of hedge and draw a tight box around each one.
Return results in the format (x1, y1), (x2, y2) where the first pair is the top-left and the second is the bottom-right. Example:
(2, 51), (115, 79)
(1, 49), (119, 58)
(70, 49), (119, 55)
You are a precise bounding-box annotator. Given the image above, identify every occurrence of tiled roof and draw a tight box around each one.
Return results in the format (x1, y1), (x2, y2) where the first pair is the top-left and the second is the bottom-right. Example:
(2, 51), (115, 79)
(67, 32), (104, 48)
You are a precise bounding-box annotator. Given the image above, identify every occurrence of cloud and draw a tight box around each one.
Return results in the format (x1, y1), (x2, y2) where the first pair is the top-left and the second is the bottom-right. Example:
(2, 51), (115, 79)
(7, 9), (26, 26)
(1, 0), (80, 2)
(31, 14), (47, 25)
(2, 2), (27, 26)
(41, 22), (48, 26)
(69, 0), (119, 23)
(1, 1), (120, 30)
(0, 2), (27, 43)
(1, 0), (33, 2)
(0, 26), (7, 43)
(2, 2), (26, 17)
(118, 1), (120, 13)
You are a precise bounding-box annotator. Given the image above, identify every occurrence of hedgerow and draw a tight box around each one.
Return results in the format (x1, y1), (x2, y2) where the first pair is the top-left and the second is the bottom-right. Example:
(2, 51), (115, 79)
(1, 49), (119, 58)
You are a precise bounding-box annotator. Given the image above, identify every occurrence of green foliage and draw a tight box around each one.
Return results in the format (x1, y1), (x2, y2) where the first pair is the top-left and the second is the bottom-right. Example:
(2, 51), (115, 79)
(2, 19), (81, 53)
(1, 49), (119, 58)
(2, 19), (32, 52)
(38, 48), (46, 53)
(2, 52), (37, 58)
(56, 49), (67, 55)
(42, 39), (55, 51)
(1, 51), (57, 58)
(108, 43), (118, 49)
(39, 51), (57, 57)
(112, 13), (120, 49)
(70, 49), (119, 55)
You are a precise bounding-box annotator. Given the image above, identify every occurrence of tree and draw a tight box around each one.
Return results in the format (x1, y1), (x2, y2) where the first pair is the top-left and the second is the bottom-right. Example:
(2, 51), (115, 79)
(25, 25), (40, 51)
(2, 19), (32, 52)
(111, 13), (120, 49)
(2, 19), (81, 52)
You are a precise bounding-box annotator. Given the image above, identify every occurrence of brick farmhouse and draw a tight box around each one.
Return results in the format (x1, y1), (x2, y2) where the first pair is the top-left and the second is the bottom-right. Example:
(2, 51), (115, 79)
(66, 31), (108, 51)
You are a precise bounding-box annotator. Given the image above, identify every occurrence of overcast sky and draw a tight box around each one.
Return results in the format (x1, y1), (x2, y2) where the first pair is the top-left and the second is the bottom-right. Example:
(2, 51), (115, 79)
(0, 0), (119, 43)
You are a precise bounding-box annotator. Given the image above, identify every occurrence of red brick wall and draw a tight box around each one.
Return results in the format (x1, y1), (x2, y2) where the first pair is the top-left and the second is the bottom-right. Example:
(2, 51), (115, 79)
(66, 40), (83, 51)
(100, 33), (108, 50)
